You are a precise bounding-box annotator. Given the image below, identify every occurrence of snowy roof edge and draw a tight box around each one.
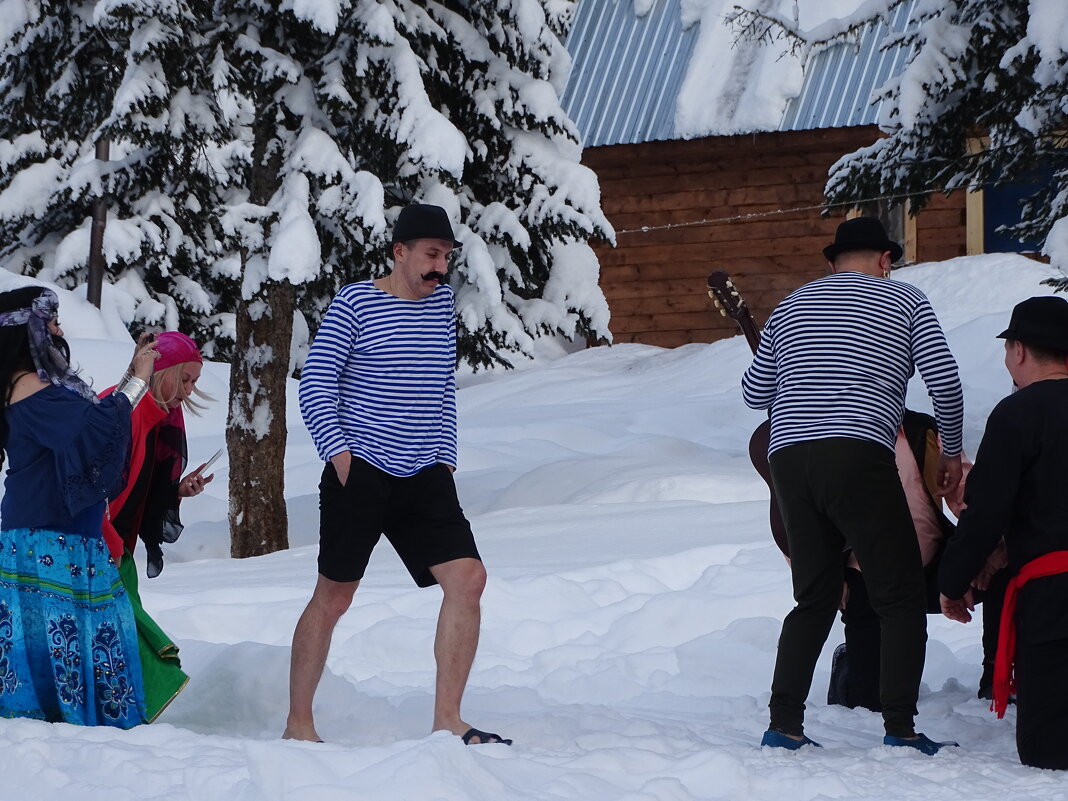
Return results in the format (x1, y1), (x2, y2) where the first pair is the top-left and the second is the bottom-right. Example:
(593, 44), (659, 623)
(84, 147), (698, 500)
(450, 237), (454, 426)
(561, 0), (918, 148)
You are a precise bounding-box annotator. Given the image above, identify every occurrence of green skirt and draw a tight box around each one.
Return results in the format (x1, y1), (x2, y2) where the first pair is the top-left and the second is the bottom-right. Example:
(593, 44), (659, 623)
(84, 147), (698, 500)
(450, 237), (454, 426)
(118, 553), (189, 722)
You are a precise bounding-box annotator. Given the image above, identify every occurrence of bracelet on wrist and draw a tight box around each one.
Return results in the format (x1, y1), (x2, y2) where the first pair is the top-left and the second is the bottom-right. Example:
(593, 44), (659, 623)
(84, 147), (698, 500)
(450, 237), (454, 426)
(115, 375), (149, 408)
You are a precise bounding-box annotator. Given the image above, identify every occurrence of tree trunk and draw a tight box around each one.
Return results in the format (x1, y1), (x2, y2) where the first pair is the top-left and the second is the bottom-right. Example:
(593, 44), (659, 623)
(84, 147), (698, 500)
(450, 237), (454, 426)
(227, 111), (293, 558)
(226, 278), (294, 557)
(86, 139), (110, 308)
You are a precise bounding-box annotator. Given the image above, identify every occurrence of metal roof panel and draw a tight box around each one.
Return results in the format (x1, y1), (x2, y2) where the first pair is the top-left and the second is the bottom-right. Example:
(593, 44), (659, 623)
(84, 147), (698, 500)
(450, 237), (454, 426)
(562, 0), (919, 146)
(780, 0), (918, 131)
(560, 0), (698, 147)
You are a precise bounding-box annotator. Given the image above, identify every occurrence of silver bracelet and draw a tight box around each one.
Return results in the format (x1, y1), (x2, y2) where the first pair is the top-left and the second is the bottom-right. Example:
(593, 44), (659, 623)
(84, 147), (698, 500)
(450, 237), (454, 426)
(115, 375), (149, 408)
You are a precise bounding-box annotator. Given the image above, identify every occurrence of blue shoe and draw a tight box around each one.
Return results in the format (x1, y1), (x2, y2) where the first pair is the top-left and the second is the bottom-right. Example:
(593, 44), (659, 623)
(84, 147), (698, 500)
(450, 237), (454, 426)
(883, 733), (959, 755)
(760, 729), (822, 750)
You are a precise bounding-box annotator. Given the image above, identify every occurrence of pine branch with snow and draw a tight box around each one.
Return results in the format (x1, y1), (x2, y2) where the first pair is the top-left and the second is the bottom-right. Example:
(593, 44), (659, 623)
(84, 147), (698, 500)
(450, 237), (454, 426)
(818, 0), (1068, 278)
(0, 0), (615, 556)
(414, 0), (614, 368)
(0, 0), (236, 349)
(730, 0), (1068, 282)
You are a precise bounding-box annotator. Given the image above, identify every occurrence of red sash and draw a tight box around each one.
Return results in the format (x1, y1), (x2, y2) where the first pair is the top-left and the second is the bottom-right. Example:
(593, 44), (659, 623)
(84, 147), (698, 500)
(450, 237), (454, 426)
(993, 550), (1068, 717)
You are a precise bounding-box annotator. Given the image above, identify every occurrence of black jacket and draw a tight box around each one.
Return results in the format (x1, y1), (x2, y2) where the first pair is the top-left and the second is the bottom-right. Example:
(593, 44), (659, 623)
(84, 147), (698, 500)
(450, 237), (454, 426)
(939, 379), (1068, 643)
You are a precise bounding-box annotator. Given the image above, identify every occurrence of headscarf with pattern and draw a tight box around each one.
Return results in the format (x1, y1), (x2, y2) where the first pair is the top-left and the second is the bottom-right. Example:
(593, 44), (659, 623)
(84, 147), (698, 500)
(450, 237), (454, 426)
(0, 288), (98, 403)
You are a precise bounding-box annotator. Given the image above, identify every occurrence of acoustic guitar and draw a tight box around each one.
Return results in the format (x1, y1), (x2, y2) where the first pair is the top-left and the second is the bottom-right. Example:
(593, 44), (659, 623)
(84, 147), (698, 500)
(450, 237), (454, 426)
(707, 270), (788, 555)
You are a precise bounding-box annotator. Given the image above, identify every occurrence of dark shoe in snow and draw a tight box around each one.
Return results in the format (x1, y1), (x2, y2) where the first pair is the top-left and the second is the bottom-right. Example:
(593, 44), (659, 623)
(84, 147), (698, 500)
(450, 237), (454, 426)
(760, 729), (821, 750)
(977, 662), (994, 700)
(462, 727), (512, 746)
(883, 733), (959, 755)
(827, 642), (849, 706)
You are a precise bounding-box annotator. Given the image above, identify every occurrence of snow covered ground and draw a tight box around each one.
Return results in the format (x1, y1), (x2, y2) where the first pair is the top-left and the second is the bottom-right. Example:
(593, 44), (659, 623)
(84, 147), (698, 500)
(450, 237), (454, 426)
(0, 253), (1066, 800)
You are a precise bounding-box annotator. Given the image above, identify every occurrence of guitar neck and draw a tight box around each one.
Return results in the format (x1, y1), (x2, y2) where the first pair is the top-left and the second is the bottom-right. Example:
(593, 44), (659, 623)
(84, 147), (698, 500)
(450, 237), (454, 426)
(737, 314), (760, 355)
(707, 270), (762, 355)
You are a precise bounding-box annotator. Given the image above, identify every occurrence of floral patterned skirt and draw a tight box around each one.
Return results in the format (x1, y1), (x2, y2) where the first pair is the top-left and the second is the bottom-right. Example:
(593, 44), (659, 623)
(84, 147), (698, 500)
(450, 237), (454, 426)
(0, 527), (146, 728)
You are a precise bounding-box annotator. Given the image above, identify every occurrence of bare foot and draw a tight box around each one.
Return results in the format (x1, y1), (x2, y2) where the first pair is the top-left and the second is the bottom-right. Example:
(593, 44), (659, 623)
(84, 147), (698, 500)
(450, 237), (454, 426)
(433, 720), (471, 738)
(459, 727), (512, 746)
(434, 723), (512, 745)
(282, 724), (322, 742)
(434, 718), (512, 745)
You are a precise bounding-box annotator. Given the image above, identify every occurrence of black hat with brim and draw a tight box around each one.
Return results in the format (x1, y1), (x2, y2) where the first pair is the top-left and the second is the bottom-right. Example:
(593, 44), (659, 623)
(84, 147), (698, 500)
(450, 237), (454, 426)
(823, 216), (903, 263)
(997, 295), (1068, 351)
(391, 203), (462, 249)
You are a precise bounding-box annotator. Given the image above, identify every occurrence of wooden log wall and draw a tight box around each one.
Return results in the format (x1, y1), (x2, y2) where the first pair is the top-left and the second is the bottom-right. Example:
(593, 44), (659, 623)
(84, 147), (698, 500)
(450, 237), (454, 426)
(584, 126), (967, 348)
(914, 192), (968, 264)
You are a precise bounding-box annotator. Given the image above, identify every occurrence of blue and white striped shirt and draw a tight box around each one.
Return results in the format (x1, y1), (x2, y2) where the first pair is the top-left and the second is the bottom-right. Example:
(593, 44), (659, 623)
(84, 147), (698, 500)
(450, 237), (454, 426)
(299, 280), (458, 477)
(741, 271), (963, 457)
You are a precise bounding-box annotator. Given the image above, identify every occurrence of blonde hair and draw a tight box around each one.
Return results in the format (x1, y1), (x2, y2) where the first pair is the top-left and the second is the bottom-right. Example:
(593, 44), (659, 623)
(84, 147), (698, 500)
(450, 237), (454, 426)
(151, 361), (213, 415)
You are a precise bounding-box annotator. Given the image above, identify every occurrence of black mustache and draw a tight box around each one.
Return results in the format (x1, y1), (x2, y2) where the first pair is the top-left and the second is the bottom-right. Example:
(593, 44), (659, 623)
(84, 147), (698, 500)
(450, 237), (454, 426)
(421, 271), (446, 283)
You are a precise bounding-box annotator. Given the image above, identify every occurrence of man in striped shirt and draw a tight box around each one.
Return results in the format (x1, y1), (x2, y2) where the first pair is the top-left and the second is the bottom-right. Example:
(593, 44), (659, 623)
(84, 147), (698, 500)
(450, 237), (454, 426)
(284, 204), (508, 747)
(743, 216), (964, 755)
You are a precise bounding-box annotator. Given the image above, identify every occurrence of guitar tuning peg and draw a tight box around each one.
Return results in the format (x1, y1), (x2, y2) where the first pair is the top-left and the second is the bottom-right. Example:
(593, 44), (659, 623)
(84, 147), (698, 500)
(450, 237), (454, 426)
(719, 308), (727, 317)
(707, 290), (715, 300)
(731, 290), (739, 297)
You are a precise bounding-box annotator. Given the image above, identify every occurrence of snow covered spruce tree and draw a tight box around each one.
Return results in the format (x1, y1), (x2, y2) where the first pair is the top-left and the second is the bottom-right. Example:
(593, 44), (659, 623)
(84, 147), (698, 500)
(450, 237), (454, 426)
(206, 6), (349, 558)
(0, 0), (271, 556)
(396, 1), (614, 367)
(0, 0), (231, 340)
(0, 0), (612, 558)
(212, 0), (613, 556)
(731, 0), (1068, 277)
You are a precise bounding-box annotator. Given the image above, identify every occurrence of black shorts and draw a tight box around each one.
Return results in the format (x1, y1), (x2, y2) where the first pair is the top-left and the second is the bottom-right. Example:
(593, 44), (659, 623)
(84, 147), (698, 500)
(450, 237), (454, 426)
(318, 458), (480, 587)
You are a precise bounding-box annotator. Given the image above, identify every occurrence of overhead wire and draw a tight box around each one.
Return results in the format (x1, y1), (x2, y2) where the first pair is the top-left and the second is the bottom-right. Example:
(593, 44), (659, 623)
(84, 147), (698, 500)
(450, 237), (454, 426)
(612, 190), (935, 236)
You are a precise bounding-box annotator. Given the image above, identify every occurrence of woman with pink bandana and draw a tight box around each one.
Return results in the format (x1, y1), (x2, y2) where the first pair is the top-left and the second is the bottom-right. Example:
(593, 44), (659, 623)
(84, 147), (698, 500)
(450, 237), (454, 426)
(102, 330), (215, 721)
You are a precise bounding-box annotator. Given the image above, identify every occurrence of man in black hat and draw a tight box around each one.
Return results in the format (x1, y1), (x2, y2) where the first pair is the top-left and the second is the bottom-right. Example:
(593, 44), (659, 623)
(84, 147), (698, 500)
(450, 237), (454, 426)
(742, 216), (964, 754)
(940, 295), (1068, 769)
(285, 203), (510, 746)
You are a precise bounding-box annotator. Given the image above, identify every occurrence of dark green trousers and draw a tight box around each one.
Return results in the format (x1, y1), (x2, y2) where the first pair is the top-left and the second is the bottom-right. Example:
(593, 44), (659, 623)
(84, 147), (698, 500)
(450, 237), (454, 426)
(768, 437), (927, 738)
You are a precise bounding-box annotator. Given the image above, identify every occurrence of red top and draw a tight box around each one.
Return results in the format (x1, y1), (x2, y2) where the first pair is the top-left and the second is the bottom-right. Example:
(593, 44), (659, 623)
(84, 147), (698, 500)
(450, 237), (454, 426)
(100, 386), (168, 559)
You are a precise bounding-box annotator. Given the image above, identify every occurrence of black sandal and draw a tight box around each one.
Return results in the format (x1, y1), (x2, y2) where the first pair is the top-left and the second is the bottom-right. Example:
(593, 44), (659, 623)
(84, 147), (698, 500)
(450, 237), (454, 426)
(461, 727), (512, 746)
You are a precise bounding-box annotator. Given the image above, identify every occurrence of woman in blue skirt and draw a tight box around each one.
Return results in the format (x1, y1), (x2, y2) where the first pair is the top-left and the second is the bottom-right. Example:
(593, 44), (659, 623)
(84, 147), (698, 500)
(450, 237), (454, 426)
(0, 286), (158, 727)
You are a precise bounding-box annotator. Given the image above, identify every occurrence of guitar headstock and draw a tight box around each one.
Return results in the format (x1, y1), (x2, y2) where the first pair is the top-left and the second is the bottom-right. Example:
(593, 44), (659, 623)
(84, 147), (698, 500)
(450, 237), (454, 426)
(707, 270), (762, 354)
(707, 270), (749, 322)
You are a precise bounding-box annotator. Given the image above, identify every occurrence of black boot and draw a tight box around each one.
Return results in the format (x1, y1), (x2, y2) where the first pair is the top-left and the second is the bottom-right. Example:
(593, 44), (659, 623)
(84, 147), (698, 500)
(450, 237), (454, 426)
(977, 662), (994, 701)
(827, 643), (850, 706)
